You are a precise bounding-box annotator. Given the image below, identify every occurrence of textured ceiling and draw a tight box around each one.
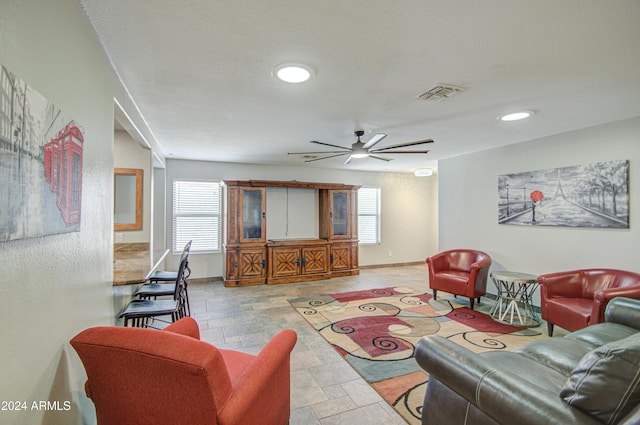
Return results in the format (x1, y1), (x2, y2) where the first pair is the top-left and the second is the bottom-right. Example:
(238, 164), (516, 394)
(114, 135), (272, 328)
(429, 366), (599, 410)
(83, 0), (640, 173)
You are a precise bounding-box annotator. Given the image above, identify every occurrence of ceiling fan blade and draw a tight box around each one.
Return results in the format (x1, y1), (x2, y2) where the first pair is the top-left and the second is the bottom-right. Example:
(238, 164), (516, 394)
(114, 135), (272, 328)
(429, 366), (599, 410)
(288, 150), (350, 155)
(371, 139), (434, 152)
(370, 150), (431, 154)
(369, 154), (393, 162)
(303, 152), (349, 163)
(362, 133), (387, 149)
(344, 156), (352, 165)
(310, 140), (351, 150)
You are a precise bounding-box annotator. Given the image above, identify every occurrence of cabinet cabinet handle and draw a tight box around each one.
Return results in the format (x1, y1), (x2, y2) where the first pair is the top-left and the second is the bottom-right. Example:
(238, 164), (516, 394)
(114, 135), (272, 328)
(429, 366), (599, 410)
(261, 259), (266, 268)
(234, 262), (238, 268)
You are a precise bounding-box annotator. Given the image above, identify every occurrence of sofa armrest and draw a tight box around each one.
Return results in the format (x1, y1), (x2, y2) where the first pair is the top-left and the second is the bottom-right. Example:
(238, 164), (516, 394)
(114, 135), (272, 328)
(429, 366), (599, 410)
(415, 336), (601, 425)
(591, 289), (640, 325)
(603, 297), (640, 330)
(472, 255), (491, 270)
(415, 335), (489, 403)
(218, 329), (297, 425)
(426, 253), (448, 274)
(162, 317), (200, 339)
(469, 257), (491, 292)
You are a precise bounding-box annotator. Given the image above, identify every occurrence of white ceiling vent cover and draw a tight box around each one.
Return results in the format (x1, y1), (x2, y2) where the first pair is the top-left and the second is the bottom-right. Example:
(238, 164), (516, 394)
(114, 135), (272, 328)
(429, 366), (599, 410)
(417, 84), (465, 102)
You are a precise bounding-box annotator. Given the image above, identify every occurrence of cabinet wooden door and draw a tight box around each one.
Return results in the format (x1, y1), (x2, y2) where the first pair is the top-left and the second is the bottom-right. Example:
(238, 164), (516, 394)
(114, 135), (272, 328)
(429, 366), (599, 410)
(330, 190), (351, 240)
(349, 189), (358, 239)
(330, 244), (351, 271)
(238, 247), (266, 280)
(239, 187), (266, 243)
(225, 248), (239, 280)
(224, 186), (239, 244)
(271, 247), (300, 278)
(301, 246), (329, 275)
(350, 241), (359, 270)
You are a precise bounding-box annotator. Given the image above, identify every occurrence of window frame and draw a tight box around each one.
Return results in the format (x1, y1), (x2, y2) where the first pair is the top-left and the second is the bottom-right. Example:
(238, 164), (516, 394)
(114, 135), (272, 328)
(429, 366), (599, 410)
(357, 186), (381, 245)
(172, 179), (222, 254)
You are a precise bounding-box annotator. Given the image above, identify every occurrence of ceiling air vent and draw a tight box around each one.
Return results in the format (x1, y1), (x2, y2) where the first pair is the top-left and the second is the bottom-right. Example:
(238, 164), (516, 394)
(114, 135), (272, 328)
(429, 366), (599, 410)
(417, 84), (465, 102)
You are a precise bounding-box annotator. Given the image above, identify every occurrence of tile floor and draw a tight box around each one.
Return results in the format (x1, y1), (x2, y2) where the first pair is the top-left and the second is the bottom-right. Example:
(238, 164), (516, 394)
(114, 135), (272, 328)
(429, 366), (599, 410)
(186, 264), (552, 425)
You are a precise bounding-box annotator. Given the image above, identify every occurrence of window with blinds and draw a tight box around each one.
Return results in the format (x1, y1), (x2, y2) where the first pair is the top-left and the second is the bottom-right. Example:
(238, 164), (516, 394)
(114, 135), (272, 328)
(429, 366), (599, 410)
(172, 180), (221, 253)
(358, 187), (380, 244)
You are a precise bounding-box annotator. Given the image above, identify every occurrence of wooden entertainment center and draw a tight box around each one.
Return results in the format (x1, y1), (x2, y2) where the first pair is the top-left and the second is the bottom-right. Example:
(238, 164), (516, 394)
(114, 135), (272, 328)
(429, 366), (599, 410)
(222, 180), (360, 286)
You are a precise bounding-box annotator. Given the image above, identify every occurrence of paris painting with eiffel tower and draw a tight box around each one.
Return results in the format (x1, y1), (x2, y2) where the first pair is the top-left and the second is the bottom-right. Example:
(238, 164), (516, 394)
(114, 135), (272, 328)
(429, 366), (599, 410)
(498, 160), (629, 228)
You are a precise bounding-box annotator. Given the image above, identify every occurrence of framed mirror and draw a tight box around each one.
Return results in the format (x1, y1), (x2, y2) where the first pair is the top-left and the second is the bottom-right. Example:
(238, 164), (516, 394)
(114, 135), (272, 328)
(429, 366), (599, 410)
(114, 168), (143, 231)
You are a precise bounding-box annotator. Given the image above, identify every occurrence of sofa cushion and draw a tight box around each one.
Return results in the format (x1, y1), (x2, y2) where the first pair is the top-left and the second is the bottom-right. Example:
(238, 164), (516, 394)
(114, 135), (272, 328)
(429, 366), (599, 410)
(482, 351), (568, 394)
(433, 271), (470, 293)
(545, 297), (592, 331)
(560, 333), (640, 424)
(513, 337), (595, 376)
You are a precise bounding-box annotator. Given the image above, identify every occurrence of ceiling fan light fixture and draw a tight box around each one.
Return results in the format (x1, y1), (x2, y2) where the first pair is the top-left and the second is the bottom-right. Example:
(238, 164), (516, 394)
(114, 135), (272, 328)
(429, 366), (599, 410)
(273, 63), (314, 83)
(290, 131), (433, 165)
(499, 110), (535, 122)
(351, 152), (369, 159)
(350, 145), (369, 159)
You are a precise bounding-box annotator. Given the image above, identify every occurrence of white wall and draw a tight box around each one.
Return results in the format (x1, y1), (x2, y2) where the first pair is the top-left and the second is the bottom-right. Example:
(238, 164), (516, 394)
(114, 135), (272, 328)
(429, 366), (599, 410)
(0, 1), (115, 424)
(114, 130), (152, 243)
(438, 116), (640, 301)
(153, 167), (167, 251)
(266, 187), (320, 239)
(164, 159), (439, 278)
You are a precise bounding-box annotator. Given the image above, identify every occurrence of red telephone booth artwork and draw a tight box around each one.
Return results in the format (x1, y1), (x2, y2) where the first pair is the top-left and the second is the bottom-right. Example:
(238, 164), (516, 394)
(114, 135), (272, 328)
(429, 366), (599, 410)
(44, 136), (60, 191)
(1, 64), (85, 241)
(54, 123), (84, 227)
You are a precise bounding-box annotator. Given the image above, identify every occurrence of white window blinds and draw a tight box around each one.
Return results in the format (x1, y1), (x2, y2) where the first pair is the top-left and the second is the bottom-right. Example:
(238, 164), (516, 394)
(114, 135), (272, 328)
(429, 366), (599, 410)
(172, 180), (221, 253)
(358, 187), (380, 244)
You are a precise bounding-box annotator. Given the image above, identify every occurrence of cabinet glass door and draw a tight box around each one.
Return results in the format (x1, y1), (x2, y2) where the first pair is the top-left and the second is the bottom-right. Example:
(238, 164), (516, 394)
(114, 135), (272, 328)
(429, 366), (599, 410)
(332, 192), (348, 236)
(242, 189), (263, 240)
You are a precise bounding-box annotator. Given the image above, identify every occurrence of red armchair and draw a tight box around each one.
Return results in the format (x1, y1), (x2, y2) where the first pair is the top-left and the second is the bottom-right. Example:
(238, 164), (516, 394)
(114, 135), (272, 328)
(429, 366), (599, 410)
(426, 249), (492, 310)
(538, 268), (640, 336)
(70, 317), (297, 425)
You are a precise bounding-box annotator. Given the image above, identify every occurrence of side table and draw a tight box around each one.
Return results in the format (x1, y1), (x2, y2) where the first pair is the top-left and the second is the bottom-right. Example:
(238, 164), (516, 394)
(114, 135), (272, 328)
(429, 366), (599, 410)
(489, 271), (541, 327)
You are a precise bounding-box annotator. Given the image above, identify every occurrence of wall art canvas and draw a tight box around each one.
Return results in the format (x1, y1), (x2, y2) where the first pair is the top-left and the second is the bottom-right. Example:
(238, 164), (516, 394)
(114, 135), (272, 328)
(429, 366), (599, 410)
(1, 65), (84, 242)
(498, 160), (629, 228)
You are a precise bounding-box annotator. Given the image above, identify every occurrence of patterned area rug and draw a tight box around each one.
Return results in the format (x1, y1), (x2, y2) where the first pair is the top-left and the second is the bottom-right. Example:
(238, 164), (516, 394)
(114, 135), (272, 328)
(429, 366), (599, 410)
(288, 286), (546, 425)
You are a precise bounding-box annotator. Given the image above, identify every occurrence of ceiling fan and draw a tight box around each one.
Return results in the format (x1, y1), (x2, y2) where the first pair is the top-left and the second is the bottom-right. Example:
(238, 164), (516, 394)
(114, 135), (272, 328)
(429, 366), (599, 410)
(288, 130), (433, 164)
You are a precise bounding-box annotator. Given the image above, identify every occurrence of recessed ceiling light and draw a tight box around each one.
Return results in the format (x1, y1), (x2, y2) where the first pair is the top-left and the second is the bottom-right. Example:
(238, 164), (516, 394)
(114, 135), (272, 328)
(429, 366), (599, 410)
(499, 110), (535, 121)
(414, 168), (433, 177)
(273, 63), (314, 83)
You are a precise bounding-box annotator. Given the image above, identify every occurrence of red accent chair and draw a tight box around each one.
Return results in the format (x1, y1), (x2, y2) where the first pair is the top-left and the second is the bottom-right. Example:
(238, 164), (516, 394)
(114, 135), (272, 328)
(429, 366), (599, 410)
(70, 317), (297, 425)
(539, 268), (640, 336)
(426, 249), (492, 310)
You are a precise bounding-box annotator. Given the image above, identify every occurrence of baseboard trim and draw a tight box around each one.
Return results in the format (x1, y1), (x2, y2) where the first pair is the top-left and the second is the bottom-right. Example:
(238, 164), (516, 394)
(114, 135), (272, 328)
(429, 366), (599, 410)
(191, 262), (425, 284)
(360, 261), (424, 270)
(189, 276), (223, 284)
(189, 270), (543, 314)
